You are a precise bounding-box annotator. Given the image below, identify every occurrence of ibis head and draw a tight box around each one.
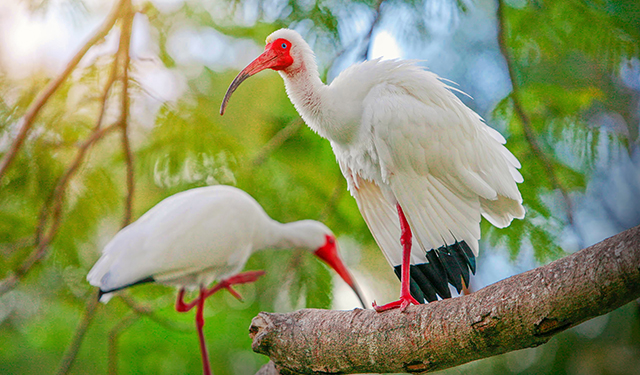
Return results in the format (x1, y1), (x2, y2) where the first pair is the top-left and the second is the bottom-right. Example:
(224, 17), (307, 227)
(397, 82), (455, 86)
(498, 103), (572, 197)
(220, 29), (315, 115)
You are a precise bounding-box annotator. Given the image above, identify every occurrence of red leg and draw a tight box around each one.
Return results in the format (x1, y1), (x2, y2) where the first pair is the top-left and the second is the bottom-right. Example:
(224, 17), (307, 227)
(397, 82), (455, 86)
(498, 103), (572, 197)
(175, 270), (266, 375)
(201, 270), (266, 301)
(175, 270), (267, 313)
(195, 287), (212, 375)
(176, 288), (198, 312)
(373, 204), (420, 312)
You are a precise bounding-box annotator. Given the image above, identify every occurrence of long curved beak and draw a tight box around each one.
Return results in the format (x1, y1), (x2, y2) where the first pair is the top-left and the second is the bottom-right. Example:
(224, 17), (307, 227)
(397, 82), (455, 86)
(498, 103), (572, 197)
(220, 49), (279, 115)
(315, 245), (368, 309)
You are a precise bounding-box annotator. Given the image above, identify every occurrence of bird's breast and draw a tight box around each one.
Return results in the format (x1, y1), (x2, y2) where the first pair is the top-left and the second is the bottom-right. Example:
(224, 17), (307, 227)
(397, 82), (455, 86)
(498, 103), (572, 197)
(331, 138), (386, 188)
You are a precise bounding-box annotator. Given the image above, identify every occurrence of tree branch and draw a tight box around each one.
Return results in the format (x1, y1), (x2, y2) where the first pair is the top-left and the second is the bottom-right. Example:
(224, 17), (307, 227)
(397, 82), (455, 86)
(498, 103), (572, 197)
(54, 294), (100, 375)
(117, 3), (135, 227)
(0, 0), (126, 183)
(359, 0), (385, 61)
(495, 0), (583, 246)
(119, 294), (192, 333)
(256, 361), (281, 375)
(108, 312), (139, 375)
(251, 118), (303, 168)
(0, 122), (120, 297)
(250, 225), (640, 374)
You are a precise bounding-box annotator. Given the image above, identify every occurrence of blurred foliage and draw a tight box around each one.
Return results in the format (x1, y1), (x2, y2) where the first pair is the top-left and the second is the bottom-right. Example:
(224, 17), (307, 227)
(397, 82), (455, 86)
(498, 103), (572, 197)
(0, 0), (639, 374)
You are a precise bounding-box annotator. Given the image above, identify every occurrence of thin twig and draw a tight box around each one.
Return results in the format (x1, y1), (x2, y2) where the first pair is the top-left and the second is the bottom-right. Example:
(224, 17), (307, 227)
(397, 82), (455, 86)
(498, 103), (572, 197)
(119, 294), (192, 333)
(496, 0), (582, 247)
(0, 236), (32, 257)
(108, 312), (140, 375)
(0, 0), (126, 183)
(359, 0), (386, 61)
(53, 6), (139, 374)
(317, 177), (345, 223)
(0, 122), (120, 297)
(54, 293), (100, 375)
(251, 118), (304, 167)
(118, 4), (135, 227)
(326, 0), (385, 76)
(35, 52), (121, 246)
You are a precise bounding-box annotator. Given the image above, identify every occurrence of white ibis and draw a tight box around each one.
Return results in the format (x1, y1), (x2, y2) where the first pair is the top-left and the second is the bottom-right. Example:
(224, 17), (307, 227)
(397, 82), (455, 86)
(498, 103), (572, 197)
(87, 184), (365, 375)
(221, 29), (524, 312)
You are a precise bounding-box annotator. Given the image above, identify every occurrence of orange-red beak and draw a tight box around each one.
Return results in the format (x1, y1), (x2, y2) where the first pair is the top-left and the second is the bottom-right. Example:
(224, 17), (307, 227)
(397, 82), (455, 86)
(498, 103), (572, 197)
(220, 47), (285, 115)
(314, 235), (367, 308)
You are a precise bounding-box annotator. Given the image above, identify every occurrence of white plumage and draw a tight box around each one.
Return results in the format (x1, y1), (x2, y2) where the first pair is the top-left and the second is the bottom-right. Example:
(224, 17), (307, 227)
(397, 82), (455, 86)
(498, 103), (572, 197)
(88, 185), (362, 303)
(221, 29), (524, 310)
(88, 184), (363, 375)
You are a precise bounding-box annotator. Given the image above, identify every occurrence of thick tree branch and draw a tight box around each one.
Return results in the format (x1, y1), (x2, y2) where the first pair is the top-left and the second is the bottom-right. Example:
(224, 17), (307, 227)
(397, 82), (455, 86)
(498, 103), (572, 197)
(256, 362), (281, 375)
(0, 0), (126, 182)
(250, 225), (640, 374)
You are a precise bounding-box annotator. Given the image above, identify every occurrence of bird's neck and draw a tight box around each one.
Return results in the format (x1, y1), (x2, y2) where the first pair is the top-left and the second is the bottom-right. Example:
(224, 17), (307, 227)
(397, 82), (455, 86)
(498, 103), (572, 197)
(260, 220), (319, 252)
(280, 66), (355, 144)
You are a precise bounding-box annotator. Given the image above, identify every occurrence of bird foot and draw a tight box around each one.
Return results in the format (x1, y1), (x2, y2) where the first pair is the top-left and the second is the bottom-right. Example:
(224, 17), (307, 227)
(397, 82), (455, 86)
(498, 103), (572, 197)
(217, 270), (266, 301)
(372, 293), (420, 312)
(221, 270), (266, 286)
(175, 270), (266, 312)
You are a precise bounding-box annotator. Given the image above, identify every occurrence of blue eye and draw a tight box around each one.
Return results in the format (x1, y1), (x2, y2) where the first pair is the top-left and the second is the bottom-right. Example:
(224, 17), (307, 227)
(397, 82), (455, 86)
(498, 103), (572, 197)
(281, 43), (288, 49)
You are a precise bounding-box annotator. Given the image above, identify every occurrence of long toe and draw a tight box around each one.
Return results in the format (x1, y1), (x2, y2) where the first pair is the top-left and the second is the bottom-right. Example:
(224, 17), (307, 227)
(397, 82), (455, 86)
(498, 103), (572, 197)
(372, 294), (420, 312)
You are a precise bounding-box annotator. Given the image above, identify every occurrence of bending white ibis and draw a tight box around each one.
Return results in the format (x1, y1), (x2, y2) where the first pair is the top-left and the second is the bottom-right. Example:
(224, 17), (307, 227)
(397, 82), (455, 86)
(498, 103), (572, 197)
(221, 29), (525, 312)
(87, 185), (365, 375)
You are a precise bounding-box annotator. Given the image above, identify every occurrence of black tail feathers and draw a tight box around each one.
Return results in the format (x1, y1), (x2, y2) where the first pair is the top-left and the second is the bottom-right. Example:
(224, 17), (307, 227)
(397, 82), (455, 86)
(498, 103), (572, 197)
(393, 240), (476, 303)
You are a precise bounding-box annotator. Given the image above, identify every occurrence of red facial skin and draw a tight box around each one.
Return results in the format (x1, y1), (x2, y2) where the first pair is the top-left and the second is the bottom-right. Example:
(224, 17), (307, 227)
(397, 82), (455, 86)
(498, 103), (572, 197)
(264, 38), (294, 70)
(220, 38), (294, 115)
(314, 235), (367, 308)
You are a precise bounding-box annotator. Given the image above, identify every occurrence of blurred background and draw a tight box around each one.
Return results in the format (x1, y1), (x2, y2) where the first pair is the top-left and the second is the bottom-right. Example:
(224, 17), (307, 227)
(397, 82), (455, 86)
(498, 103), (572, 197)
(0, 0), (639, 374)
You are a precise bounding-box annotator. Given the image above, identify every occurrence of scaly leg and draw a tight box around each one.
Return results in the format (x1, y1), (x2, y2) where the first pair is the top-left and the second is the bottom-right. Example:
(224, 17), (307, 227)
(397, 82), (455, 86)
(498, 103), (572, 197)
(372, 204), (420, 312)
(175, 270), (266, 312)
(195, 286), (212, 375)
(174, 270), (266, 375)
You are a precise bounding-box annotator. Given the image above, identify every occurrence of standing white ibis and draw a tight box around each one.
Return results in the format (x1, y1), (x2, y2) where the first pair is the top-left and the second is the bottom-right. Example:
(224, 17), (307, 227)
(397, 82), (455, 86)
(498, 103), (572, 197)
(221, 29), (525, 312)
(87, 185), (365, 375)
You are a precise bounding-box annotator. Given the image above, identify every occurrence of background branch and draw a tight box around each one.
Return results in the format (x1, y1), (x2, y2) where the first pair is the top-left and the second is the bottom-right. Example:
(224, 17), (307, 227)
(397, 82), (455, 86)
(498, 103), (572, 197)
(0, 122), (120, 297)
(495, 0), (583, 247)
(0, 0), (125, 182)
(54, 294), (100, 375)
(251, 118), (303, 168)
(117, 3), (135, 227)
(119, 294), (192, 333)
(108, 312), (139, 375)
(250, 225), (640, 374)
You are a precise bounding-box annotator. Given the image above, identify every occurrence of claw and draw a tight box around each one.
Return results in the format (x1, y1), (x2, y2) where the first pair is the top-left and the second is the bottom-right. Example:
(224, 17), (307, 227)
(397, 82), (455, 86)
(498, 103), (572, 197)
(224, 285), (243, 301)
(372, 293), (420, 312)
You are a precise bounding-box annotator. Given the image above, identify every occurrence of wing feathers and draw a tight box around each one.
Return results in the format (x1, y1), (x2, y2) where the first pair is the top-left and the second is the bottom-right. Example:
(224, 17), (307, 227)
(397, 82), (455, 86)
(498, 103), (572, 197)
(349, 174), (404, 266)
(340, 62), (526, 303)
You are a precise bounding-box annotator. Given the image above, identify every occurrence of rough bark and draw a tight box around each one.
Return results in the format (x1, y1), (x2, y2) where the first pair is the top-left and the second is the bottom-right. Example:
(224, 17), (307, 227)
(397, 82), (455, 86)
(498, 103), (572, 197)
(250, 225), (640, 374)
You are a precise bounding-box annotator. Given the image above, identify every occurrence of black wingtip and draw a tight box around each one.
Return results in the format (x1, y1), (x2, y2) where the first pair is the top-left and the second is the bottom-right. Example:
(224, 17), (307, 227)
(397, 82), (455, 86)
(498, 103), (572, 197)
(97, 276), (155, 300)
(393, 240), (476, 303)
